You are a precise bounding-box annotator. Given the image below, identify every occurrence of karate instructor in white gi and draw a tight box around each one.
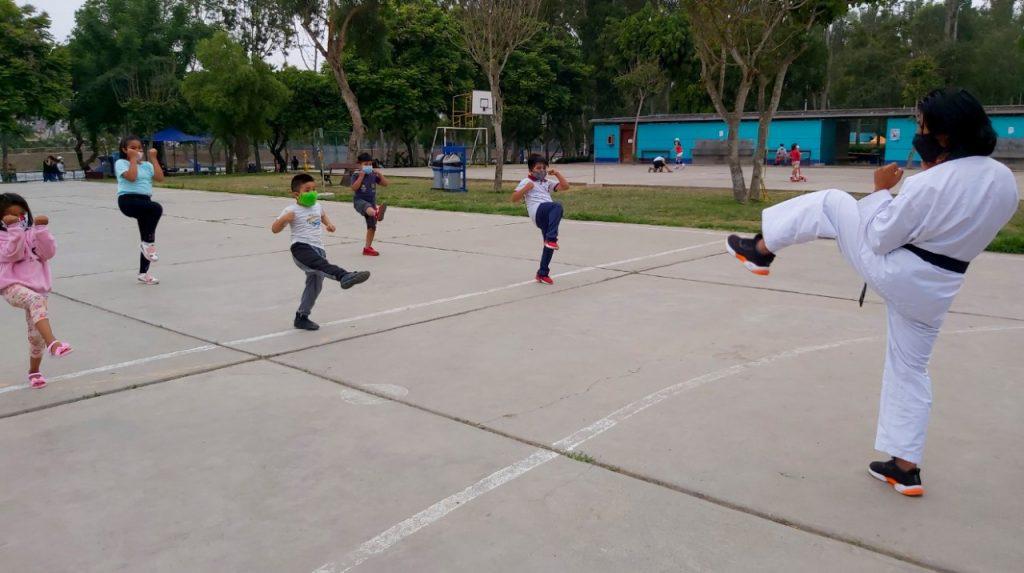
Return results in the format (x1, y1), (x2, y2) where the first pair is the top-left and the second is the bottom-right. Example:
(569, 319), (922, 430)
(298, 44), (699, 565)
(726, 88), (1019, 496)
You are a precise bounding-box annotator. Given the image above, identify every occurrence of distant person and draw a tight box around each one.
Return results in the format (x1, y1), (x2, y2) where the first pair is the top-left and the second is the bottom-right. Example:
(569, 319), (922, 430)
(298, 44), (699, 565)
(56, 156), (66, 181)
(291, 155), (299, 171)
(1, 162), (16, 183)
(41, 156), (54, 182)
(115, 135), (165, 285)
(271, 172), (370, 331)
(673, 138), (684, 165)
(725, 88), (1019, 497)
(1, 192), (74, 390)
(512, 154), (571, 285)
(350, 152), (390, 256)
(789, 144), (805, 182)
(775, 144), (786, 165)
(650, 155), (671, 173)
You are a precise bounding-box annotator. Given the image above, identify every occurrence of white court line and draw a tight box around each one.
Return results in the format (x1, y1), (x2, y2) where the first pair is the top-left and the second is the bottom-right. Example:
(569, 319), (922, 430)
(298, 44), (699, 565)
(226, 240), (722, 345)
(0, 241), (722, 395)
(311, 324), (1024, 573)
(0, 345), (217, 395)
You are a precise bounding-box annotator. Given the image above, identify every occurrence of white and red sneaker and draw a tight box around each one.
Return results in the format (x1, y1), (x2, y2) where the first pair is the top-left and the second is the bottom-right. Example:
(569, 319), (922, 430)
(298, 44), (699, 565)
(141, 242), (159, 262)
(362, 246), (379, 256)
(536, 274), (554, 285)
(137, 273), (160, 285)
(544, 240), (559, 250)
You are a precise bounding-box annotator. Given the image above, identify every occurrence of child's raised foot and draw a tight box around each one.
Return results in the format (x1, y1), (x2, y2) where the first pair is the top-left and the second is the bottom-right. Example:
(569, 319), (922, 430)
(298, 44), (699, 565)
(141, 242), (159, 262)
(47, 340), (73, 358)
(340, 270), (371, 290)
(29, 372), (47, 389)
(375, 204), (387, 222)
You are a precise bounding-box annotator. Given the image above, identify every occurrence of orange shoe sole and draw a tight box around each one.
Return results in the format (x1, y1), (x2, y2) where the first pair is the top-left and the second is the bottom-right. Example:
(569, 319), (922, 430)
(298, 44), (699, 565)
(726, 244), (770, 276)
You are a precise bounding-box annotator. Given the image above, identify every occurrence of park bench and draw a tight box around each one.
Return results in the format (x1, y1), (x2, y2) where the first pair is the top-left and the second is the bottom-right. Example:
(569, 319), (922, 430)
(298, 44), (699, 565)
(639, 148), (670, 160)
(323, 162), (359, 186)
(692, 139), (754, 165)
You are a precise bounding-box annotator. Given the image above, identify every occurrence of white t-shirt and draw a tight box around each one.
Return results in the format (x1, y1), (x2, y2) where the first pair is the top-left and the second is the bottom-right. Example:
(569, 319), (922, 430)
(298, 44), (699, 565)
(280, 203), (324, 249)
(515, 177), (558, 223)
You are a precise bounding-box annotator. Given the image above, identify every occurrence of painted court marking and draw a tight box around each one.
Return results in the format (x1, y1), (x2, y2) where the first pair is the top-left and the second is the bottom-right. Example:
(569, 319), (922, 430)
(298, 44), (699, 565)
(311, 324), (1024, 573)
(1, 240), (720, 396)
(0, 345), (217, 395)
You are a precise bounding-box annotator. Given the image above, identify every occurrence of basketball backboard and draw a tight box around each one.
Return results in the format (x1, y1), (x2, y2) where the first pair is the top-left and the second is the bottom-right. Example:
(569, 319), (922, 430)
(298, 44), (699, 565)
(471, 90), (493, 115)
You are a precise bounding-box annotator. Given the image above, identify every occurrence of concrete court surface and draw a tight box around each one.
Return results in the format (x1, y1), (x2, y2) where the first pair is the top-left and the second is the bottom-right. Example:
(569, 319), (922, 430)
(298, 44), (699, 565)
(0, 181), (1022, 573)
(388, 162), (1024, 195)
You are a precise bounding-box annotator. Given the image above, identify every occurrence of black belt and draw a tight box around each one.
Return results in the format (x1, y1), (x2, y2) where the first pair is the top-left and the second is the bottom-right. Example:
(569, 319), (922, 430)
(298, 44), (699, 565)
(901, 244), (969, 274)
(858, 245), (969, 307)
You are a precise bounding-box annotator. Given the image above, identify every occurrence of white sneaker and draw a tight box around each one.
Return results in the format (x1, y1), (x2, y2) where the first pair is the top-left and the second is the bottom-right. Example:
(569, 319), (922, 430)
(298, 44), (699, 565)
(141, 242), (159, 262)
(137, 273), (159, 285)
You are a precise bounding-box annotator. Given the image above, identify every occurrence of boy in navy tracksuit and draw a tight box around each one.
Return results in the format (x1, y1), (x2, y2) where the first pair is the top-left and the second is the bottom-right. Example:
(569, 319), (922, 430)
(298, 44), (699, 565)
(511, 154), (570, 284)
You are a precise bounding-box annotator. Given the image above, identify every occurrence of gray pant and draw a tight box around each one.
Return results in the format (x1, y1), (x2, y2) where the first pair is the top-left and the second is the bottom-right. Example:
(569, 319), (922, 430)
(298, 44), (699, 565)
(292, 245), (337, 316)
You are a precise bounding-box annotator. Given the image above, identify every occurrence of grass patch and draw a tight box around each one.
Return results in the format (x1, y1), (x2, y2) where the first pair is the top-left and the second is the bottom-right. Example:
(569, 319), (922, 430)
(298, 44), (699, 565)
(151, 171), (1024, 253)
(564, 450), (596, 464)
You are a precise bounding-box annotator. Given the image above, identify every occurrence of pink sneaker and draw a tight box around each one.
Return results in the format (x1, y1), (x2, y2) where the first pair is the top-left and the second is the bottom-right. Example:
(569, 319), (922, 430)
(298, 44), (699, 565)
(137, 273), (160, 285)
(29, 372), (46, 389)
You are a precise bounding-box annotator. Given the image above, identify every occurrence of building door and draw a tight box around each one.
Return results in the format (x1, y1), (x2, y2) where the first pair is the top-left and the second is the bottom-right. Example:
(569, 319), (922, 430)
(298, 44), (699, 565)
(619, 123), (635, 163)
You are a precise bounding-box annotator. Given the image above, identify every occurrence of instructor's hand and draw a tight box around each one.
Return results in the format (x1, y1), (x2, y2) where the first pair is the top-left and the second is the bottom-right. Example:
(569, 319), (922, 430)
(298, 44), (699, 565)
(874, 163), (903, 192)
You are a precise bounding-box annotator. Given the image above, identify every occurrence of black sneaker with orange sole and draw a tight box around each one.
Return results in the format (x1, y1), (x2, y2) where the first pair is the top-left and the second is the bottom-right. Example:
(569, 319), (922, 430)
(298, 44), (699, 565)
(726, 233), (775, 276)
(868, 458), (924, 497)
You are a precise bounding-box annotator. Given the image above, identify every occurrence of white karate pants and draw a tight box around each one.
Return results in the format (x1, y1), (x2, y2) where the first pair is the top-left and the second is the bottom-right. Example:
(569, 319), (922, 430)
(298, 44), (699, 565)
(762, 189), (943, 464)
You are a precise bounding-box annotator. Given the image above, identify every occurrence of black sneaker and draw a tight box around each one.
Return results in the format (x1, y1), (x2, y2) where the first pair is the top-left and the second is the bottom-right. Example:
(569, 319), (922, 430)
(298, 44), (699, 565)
(726, 233), (775, 276)
(339, 270), (371, 290)
(868, 458), (924, 497)
(294, 313), (320, 331)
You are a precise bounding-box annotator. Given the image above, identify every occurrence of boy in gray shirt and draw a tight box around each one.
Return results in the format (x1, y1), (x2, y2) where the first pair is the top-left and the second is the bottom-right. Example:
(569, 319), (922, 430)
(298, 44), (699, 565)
(272, 173), (370, 330)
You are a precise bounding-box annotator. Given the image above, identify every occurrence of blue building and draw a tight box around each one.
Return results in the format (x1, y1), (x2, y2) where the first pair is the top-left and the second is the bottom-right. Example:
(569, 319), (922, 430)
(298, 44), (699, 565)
(592, 106), (1024, 166)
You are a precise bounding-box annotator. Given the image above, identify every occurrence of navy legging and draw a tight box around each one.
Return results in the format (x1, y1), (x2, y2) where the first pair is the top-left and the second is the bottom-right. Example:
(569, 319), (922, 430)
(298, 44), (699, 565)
(118, 194), (163, 273)
(535, 202), (563, 277)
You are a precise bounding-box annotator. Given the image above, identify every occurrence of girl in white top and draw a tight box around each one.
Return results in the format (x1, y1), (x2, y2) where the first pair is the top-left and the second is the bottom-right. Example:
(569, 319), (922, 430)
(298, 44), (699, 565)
(726, 88), (1019, 497)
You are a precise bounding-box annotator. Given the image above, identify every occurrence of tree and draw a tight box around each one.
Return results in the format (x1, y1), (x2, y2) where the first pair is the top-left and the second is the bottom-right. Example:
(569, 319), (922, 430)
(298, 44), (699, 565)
(501, 25), (590, 162)
(182, 31), (289, 172)
(0, 0), (70, 167)
(285, 0), (385, 161)
(614, 59), (666, 162)
(200, 0), (292, 59)
(68, 0), (210, 168)
(684, 0), (839, 202)
(348, 0), (476, 165)
(267, 67), (347, 171)
(453, 0), (544, 192)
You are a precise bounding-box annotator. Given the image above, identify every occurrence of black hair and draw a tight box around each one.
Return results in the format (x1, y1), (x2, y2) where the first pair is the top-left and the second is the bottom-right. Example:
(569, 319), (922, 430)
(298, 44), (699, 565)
(118, 135), (143, 160)
(0, 192), (33, 228)
(291, 172), (315, 193)
(357, 152), (372, 163)
(917, 88), (997, 159)
(527, 154), (547, 170)
(790, 143), (797, 151)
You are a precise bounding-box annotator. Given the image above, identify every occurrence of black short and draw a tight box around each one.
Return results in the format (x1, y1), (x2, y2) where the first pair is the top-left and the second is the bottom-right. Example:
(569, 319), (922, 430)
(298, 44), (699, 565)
(653, 159), (666, 169)
(353, 198), (376, 229)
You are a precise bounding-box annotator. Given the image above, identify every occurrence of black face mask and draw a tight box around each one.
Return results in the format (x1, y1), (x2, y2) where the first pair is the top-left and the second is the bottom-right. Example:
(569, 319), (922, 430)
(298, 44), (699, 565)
(913, 133), (945, 164)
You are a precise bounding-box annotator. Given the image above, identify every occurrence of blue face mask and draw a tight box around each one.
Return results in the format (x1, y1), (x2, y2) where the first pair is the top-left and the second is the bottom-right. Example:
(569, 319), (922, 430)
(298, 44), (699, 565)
(362, 165), (374, 175)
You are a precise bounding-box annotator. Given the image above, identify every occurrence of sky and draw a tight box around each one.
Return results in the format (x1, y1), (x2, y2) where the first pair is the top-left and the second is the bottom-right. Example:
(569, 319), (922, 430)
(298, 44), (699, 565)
(20, 0), (298, 68)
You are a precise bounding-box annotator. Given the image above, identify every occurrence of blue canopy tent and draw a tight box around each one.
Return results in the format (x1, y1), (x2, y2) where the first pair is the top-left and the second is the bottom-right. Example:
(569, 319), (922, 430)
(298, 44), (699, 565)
(151, 128), (209, 173)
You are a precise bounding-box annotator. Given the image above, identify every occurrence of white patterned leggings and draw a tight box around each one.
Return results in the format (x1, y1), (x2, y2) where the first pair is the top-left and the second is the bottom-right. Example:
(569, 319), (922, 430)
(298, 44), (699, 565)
(2, 284), (48, 359)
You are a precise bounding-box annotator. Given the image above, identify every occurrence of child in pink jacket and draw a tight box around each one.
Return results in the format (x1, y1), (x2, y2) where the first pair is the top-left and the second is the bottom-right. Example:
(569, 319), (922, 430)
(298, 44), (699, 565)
(1, 193), (73, 389)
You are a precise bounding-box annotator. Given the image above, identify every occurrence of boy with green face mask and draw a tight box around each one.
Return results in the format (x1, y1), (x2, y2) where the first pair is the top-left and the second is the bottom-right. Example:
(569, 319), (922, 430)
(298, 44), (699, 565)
(272, 173), (371, 330)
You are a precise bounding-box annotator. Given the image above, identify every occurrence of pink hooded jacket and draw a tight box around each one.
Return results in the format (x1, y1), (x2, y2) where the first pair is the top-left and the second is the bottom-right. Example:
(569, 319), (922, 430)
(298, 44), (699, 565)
(0, 225), (56, 294)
